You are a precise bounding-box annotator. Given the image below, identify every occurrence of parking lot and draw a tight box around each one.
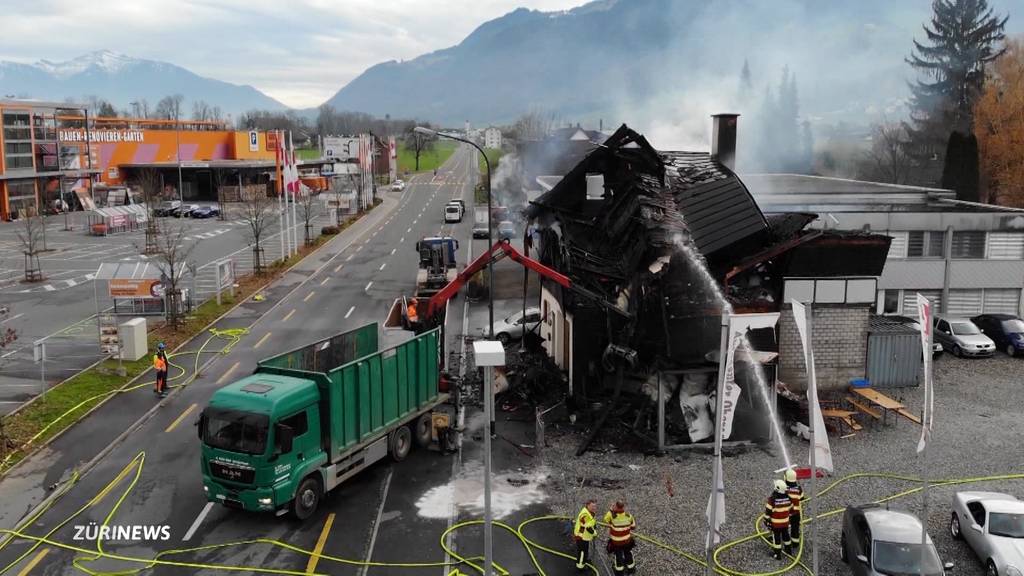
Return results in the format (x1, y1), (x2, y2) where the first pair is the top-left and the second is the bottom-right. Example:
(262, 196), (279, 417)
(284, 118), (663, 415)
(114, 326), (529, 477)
(538, 352), (1024, 575)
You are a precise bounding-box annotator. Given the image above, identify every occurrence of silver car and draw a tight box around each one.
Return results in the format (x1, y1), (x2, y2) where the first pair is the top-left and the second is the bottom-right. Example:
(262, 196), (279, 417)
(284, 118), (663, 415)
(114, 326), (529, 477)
(951, 492), (1024, 576)
(934, 316), (995, 357)
(487, 307), (541, 345)
(841, 504), (953, 576)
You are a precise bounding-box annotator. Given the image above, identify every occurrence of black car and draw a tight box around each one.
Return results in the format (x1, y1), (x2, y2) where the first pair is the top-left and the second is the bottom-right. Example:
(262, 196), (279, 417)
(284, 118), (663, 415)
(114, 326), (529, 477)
(971, 313), (1024, 357)
(472, 225), (489, 239)
(190, 205), (220, 219)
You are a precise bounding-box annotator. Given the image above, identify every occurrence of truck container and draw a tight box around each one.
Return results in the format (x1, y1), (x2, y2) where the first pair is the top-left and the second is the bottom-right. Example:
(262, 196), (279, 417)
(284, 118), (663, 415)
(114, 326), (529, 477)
(474, 206), (488, 226)
(199, 322), (446, 518)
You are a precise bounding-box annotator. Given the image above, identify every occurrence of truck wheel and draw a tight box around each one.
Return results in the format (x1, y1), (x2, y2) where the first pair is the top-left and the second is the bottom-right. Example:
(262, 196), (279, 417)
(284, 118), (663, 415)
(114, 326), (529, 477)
(390, 425), (412, 462)
(292, 476), (322, 521)
(414, 414), (433, 448)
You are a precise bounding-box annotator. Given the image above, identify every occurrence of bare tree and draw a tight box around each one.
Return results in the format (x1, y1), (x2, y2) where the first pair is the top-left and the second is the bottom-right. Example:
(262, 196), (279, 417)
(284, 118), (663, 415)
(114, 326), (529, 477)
(16, 209), (45, 282)
(191, 100), (222, 122)
(511, 109), (559, 140)
(154, 94), (185, 121)
(860, 122), (912, 184)
(137, 168), (163, 254)
(151, 220), (197, 329)
(297, 190), (322, 245)
(404, 127), (435, 171)
(239, 188), (275, 273)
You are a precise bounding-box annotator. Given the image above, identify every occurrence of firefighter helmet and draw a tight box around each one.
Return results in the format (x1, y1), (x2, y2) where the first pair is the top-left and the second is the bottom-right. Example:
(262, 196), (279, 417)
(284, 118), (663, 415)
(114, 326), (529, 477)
(774, 479), (787, 493)
(785, 468), (798, 483)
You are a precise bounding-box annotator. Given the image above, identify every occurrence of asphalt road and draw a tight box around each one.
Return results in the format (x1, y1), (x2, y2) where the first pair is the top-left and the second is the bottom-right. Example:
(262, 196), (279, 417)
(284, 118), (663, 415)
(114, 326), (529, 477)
(0, 196), (334, 414)
(0, 145), (518, 575)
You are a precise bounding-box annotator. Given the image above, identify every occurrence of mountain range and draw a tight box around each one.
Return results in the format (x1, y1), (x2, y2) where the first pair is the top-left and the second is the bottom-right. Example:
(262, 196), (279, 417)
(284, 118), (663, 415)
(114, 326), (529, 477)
(0, 50), (286, 116)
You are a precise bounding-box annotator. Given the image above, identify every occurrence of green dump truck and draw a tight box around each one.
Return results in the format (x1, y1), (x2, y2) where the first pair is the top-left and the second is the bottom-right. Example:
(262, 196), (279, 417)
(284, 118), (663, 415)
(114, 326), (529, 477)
(198, 322), (447, 519)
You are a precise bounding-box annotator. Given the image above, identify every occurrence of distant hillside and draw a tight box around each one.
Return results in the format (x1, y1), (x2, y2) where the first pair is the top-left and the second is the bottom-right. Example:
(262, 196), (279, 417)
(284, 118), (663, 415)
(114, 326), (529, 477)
(323, 0), (1020, 130)
(0, 50), (286, 116)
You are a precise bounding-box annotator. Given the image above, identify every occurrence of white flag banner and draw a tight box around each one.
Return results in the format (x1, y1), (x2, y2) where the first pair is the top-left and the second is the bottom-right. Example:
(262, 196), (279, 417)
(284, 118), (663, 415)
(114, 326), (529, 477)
(705, 457), (725, 551)
(791, 300), (835, 473)
(916, 293), (934, 453)
(720, 313), (781, 440)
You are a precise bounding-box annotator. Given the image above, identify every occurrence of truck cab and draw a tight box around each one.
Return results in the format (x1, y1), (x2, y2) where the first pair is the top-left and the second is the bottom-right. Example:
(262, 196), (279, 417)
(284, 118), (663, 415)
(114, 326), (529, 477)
(200, 374), (325, 515)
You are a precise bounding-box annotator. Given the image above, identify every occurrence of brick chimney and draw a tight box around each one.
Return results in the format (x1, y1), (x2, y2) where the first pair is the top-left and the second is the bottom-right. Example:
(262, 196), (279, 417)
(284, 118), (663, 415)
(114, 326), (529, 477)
(711, 113), (740, 172)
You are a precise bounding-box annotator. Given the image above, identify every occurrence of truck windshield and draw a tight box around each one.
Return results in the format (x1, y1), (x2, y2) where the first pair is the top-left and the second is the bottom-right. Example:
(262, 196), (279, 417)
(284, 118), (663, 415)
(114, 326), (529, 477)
(202, 408), (269, 455)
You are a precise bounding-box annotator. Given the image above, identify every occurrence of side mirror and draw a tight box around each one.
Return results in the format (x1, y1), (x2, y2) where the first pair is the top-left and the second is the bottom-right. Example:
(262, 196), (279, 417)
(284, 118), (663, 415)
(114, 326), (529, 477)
(276, 424), (294, 455)
(196, 413), (206, 440)
(971, 524), (983, 534)
(856, 554), (869, 565)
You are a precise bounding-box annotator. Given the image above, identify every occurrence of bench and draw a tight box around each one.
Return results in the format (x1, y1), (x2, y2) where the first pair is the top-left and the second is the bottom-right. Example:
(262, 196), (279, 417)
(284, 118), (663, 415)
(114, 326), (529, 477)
(846, 396), (883, 420)
(821, 408), (863, 432)
(895, 408), (922, 425)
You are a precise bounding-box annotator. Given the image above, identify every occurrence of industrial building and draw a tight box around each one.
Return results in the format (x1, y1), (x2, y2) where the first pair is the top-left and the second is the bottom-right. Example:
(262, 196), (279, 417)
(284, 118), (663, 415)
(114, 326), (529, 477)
(744, 174), (1024, 318)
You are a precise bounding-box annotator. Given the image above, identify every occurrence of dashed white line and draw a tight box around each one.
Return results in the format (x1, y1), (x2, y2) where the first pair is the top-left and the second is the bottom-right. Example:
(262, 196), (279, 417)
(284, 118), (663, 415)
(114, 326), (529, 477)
(390, 248), (396, 255)
(379, 263), (386, 271)
(345, 306), (355, 319)
(399, 237), (404, 243)
(183, 502), (214, 542)
(346, 254), (354, 261)
(406, 227), (411, 233)
(364, 281), (373, 292)
(320, 277), (329, 286)
(334, 264), (344, 273)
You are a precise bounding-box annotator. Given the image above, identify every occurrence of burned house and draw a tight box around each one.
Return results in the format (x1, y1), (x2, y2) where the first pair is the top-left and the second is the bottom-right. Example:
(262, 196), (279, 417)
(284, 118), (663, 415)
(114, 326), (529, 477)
(525, 116), (890, 447)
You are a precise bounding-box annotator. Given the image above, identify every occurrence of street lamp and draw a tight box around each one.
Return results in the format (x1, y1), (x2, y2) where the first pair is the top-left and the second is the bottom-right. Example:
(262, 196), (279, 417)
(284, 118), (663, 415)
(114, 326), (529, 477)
(414, 126), (494, 342)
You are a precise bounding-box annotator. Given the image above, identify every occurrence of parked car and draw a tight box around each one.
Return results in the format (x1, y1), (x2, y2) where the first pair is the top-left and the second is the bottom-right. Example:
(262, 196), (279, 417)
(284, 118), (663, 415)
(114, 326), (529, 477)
(497, 220), (515, 240)
(841, 504), (953, 576)
(391, 180), (405, 191)
(933, 316), (995, 357)
(473, 224), (489, 239)
(444, 203), (463, 223)
(950, 492), (1024, 576)
(487, 307), (542, 345)
(971, 314), (1024, 357)
(190, 205), (220, 219)
(890, 315), (944, 359)
(154, 200), (181, 217)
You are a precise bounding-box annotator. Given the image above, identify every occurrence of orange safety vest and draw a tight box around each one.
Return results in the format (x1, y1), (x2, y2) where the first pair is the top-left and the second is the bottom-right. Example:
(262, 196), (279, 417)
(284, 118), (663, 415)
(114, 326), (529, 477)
(153, 354), (167, 372)
(602, 510), (636, 545)
(764, 493), (792, 528)
(786, 483), (803, 514)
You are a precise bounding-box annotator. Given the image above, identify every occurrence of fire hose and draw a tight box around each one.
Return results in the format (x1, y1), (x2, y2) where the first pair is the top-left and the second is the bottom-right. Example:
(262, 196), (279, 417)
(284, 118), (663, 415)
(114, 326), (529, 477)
(1, 450), (1022, 576)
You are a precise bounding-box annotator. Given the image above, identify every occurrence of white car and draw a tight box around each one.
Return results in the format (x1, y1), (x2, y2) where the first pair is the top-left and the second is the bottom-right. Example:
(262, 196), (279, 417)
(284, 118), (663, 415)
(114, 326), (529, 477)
(487, 307), (542, 345)
(391, 180), (405, 191)
(951, 492), (1024, 576)
(444, 203), (462, 223)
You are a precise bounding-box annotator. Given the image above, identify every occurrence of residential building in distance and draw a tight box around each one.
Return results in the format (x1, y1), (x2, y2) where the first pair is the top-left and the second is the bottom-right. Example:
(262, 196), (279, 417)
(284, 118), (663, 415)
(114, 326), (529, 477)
(484, 126), (502, 150)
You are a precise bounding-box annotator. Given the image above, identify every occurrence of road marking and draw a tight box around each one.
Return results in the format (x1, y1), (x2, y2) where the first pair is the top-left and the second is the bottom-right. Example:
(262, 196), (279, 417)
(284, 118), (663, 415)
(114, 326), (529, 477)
(182, 502), (213, 542)
(413, 219), (418, 224)
(16, 548), (48, 576)
(334, 264), (344, 273)
(254, 332), (272, 349)
(399, 237), (404, 243)
(216, 362), (241, 385)
(406, 227), (411, 233)
(378, 263), (386, 271)
(364, 281), (373, 292)
(358, 470), (393, 576)
(303, 291), (315, 302)
(345, 254), (354, 261)
(345, 306), (355, 319)
(390, 248), (396, 255)
(319, 277), (329, 286)
(283, 309), (296, 321)
(306, 512), (336, 574)
(0, 313), (24, 324)
(165, 403), (198, 433)
(90, 459), (138, 506)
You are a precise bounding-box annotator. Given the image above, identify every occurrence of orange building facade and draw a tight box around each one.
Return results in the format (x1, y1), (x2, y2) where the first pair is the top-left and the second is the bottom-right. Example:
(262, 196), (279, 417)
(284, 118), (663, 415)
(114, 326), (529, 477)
(0, 99), (280, 219)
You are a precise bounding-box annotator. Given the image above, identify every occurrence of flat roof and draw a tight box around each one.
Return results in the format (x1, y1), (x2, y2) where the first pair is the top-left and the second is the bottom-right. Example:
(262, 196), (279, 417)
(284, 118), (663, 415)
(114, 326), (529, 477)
(0, 98), (87, 110)
(120, 160), (277, 170)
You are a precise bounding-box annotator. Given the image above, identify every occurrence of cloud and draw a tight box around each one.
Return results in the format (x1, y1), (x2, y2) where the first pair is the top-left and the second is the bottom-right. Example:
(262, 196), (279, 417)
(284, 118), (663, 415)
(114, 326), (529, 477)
(0, 0), (588, 108)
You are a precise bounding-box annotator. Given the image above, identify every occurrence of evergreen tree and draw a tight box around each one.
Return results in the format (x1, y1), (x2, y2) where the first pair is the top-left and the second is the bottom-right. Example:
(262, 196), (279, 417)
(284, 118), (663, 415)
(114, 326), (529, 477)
(905, 0), (1008, 165)
(941, 131), (980, 202)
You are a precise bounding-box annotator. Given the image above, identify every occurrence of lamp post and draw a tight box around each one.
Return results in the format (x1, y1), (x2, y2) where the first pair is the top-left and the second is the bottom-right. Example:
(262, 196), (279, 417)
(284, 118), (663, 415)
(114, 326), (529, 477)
(473, 340), (505, 576)
(175, 104), (183, 204)
(414, 127), (494, 341)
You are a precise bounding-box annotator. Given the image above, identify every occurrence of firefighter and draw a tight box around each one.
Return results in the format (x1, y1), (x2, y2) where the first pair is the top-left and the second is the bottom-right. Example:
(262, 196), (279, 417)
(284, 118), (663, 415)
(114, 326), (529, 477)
(603, 501), (637, 575)
(784, 468), (804, 551)
(573, 499), (598, 573)
(406, 298), (419, 327)
(153, 343), (169, 398)
(763, 479), (792, 559)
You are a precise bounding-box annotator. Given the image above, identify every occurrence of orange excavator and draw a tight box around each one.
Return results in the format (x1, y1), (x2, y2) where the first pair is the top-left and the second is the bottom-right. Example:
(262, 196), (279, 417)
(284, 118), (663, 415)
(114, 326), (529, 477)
(386, 239), (631, 332)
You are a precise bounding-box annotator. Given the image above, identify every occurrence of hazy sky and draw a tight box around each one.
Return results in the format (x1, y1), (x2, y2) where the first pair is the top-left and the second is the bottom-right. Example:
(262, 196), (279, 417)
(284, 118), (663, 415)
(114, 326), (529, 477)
(0, 0), (589, 108)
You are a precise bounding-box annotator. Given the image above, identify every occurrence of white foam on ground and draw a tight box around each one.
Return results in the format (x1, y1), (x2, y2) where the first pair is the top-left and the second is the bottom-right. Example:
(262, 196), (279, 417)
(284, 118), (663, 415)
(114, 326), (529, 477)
(415, 461), (550, 519)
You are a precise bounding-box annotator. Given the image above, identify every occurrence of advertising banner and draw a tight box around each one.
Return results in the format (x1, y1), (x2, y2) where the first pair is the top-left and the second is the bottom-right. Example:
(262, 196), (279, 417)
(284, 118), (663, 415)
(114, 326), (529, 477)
(109, 279), (165, 299)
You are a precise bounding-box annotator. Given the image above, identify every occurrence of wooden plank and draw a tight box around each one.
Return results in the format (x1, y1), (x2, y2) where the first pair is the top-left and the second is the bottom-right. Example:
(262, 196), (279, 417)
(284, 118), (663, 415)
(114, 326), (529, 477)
(846, 396), (883, 420)
(844, 417), (863, 431)
(850, 386), (905, 410)
(895, 408), (923, 425)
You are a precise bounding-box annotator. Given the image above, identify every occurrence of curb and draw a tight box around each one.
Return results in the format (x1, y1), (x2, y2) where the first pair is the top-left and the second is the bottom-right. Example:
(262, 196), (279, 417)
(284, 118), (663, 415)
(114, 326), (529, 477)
(0, 198), (398, 482)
